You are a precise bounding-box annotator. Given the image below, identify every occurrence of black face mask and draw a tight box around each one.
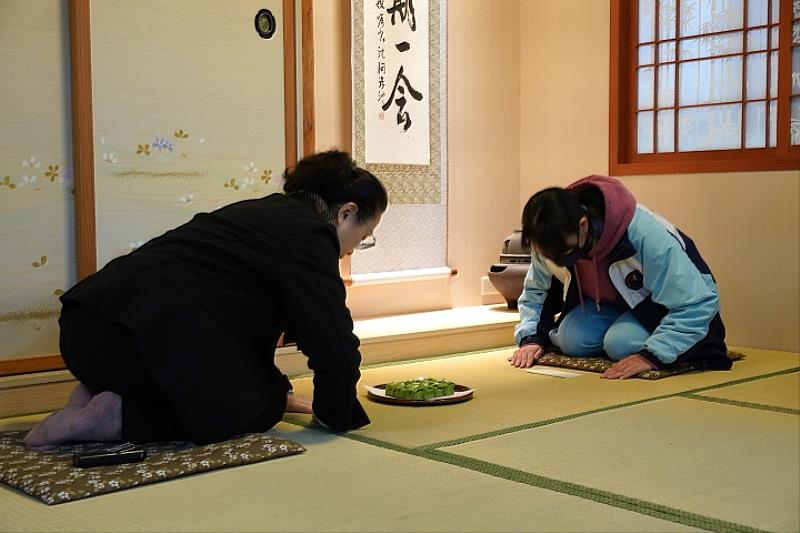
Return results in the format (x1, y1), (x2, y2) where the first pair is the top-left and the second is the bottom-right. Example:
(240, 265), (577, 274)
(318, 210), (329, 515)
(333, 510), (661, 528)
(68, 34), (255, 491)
(552, 245), (586, 268)
(552, 217), (595, 268)
(546, 210), (602, 268)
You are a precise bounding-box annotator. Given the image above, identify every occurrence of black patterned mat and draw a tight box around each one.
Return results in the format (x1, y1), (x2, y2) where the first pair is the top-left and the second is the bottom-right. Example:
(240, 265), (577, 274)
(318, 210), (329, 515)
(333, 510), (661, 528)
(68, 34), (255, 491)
(536, 351), (745, 380)
(0, 430), (305, 504)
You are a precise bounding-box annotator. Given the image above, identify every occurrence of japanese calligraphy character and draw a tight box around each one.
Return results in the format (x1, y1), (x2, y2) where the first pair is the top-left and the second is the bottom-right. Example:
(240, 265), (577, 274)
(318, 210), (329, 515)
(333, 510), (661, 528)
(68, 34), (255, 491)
(386, 0), (416, 31)
(381, 65), (423, 132)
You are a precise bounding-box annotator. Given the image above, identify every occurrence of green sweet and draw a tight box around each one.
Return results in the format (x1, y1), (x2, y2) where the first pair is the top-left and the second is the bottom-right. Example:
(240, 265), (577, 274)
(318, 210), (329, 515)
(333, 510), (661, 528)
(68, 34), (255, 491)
(383, 378), (457, 400)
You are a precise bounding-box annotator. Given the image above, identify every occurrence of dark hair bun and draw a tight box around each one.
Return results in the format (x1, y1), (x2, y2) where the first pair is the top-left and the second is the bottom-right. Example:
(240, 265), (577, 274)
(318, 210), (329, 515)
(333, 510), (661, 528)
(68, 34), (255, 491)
(283, 150), (388, 221)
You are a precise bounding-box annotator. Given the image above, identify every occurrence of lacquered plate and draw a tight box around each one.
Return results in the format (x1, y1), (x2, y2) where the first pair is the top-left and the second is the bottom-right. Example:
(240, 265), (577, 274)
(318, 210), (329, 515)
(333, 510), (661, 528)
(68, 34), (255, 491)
(364, 384), (474, 406)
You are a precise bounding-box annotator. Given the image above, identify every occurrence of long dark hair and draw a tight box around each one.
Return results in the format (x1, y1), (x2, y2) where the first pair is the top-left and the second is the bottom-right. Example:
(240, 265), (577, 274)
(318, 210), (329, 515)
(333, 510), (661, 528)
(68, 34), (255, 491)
(521, 188), (580, 258)
(521, 186), (604, 258)
(283, 150), (388, 221)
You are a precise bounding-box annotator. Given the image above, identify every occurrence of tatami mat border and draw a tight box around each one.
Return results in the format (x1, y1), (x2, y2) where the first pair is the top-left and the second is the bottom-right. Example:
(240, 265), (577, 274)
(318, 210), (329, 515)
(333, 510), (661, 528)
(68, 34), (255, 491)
(682, 392), (800, 415)
(417, 367), (800, 450)
(283, 419), (768, 533)
(421, 449), (767, 533)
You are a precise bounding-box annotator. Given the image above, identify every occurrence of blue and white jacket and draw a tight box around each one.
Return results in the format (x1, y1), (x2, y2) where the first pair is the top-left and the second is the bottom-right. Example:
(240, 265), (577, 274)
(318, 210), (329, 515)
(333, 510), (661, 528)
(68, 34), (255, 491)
(514, 205), (730, 369)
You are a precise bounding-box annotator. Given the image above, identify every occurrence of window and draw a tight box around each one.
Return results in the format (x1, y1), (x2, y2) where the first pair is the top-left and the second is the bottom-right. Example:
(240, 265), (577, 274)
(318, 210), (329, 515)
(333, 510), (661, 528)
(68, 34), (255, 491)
(611, 0), (800, 174)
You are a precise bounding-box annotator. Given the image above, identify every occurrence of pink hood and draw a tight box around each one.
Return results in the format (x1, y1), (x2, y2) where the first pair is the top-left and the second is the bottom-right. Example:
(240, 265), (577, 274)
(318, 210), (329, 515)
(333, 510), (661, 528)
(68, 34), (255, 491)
(567, 175), (636, 261)
(566, 175), (637, 308)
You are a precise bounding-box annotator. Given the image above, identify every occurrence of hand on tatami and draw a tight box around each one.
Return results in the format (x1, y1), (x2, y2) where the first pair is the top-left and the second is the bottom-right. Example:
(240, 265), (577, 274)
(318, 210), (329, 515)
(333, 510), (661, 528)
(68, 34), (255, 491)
(285, 393), (314, 414)
(601, 354), (654, 379)
(510, 344), (543, 368)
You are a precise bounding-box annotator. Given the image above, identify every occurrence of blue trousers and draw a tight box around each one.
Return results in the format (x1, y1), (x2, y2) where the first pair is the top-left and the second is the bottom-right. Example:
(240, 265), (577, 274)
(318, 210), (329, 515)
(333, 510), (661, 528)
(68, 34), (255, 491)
(548, 303), (650, 361)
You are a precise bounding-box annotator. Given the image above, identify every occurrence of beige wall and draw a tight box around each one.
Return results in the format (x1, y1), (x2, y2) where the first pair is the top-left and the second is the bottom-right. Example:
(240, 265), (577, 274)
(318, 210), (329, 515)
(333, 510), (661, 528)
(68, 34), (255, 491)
(313, 0), (520, 317)
(519, 0), (800, 352)
(313, 0), (798, 351)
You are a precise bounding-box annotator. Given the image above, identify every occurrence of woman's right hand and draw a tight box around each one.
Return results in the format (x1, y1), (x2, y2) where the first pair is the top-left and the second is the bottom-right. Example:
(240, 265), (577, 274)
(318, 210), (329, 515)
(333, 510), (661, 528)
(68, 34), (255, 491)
(510, 344), (543, 368)
(285, 393), (314, 414)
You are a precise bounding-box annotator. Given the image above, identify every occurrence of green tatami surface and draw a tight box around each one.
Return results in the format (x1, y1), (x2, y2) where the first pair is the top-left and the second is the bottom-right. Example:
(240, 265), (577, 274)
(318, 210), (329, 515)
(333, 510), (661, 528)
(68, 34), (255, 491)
(690, 371), (800, 413)
(0, 421), (700, 533)
(289, 346), (799, 449)
(443, 397), (800, 533)
(1, 345), (797, 532)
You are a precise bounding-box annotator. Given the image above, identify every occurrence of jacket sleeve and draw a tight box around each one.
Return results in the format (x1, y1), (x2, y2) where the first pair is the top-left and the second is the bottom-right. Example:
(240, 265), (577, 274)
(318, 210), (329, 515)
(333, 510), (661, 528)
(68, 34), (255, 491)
(280, 226), (370, 431)
(514, 253), (559, 347)
(634, 221), (720, 365)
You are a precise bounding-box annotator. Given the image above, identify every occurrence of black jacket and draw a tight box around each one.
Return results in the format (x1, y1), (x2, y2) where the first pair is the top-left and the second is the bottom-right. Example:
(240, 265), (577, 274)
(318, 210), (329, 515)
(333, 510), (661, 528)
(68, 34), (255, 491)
(62, 193), (370, 437)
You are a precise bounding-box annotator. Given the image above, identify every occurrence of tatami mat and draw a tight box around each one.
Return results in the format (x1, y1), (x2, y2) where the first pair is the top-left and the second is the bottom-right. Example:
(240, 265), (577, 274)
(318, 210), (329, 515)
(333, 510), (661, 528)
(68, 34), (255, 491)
(0, 419), (699, 533)
(2, 346), (796, 532)
(443, 397), (800, 532)
(692, 372), (800, 412)
(288, 346), (799, 448)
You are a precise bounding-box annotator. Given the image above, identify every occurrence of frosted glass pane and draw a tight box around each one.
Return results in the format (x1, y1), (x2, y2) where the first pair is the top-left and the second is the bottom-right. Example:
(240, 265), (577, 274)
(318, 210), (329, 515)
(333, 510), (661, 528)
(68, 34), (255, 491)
(795, 0), (800, 19)
(657, 110), (675, 152)
(640, 0), (655, 42)
(639, 67), (655, 109)
(793, 48), (800, 95)
(659, 41), (677, 62)
(682, 0), (743, 37)
(771, 26), (779, 48)
(658, 64), (676, 106)
(791, 97), (800, 145)
(679, 104), (742, 150)
(770, 0), (779, 24)
(793, 21), (800, 45)
(770, 51), (778, 97)
(680, 57), (743, 105)
(680, 0), (697, 35)
(746, 29), (768, 51)
(661, 0), (677, 39)
(639, 44), (655, 65)
(681, 32), (742, 59)
(638, 111), (654, 153)
(746, 52), (767, 99)
(748, 0), (768, 27)
(744, 101), (767, 148)
(769, 99), (777, 146)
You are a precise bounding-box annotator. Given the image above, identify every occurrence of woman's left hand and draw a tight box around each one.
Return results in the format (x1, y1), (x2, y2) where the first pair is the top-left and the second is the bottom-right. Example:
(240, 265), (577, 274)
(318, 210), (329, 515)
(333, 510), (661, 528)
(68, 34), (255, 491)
(601, 354), (655, 380)
(285, 393), (314, 414)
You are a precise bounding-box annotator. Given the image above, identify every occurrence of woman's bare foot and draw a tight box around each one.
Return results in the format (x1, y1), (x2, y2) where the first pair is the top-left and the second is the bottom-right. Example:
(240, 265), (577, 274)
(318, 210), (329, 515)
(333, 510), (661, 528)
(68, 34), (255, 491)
(65, 383), (93, 409)
(23, 391), (123, 449)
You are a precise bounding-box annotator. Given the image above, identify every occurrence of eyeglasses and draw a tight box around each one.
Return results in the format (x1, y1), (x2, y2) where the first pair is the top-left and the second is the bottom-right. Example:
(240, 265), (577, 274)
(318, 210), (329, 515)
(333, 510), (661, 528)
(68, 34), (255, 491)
(355, 234), (376, 251)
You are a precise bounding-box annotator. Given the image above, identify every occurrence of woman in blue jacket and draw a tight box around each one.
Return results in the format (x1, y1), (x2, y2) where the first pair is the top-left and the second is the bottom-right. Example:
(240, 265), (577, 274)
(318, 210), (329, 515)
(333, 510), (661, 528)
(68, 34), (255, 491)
(510, 175), (729, 379)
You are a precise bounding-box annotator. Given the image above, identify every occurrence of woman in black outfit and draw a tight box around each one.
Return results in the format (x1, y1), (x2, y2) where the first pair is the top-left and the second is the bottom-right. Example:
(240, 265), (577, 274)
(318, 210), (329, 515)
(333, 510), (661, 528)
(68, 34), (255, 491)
(25, 150), (387, 448)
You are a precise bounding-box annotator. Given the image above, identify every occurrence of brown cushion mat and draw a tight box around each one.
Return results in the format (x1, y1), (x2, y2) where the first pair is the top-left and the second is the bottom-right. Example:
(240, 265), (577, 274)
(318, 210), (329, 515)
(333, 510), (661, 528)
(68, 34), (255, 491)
(0, 431), (305, 505)
(536, 351), (745, 380)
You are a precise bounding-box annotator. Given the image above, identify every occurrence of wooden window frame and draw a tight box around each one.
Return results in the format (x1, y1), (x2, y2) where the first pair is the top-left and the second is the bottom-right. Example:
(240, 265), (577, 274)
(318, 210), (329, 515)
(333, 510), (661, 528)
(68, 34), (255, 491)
(610, 0), (800, 175)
